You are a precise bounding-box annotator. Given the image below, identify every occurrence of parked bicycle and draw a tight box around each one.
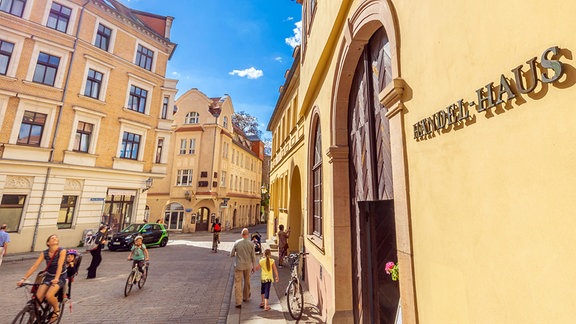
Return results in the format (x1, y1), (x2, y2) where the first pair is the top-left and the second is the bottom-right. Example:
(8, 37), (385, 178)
(284, 251), (308, 320)
(124, 259), (149, 297)
(13, 280), (67, 324)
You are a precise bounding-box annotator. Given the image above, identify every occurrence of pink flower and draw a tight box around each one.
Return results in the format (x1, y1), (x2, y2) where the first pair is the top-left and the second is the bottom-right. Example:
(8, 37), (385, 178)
(385, 261), (395, 274)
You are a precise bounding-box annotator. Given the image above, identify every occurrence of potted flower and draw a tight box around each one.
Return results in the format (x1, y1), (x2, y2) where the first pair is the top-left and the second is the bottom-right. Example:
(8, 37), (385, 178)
(385, 261), (399, 281)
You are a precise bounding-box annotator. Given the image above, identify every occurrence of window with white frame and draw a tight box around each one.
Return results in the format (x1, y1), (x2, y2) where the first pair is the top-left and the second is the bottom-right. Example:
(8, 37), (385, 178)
(179, 139), (187, 154)
(185, 112), (199, 124)
(0, 39), (14, 75)
(176, 169), (193, 186)
(128, 85), (147, 114)
(155, 137), (164, 163)
(189, 138), (196, 154)
(33, 52), (60, 86)
(161, 96), (169, 119)
(94, 23), (112, 51)
(119, 131), (141, 160)
(135, 44), (153, 71)
(221, 171), (227, 187)
(17, 110), (47, 146)
(73, 121), (93, 152)
(46, 2), (71, 33)
(84, 69), (103, 99)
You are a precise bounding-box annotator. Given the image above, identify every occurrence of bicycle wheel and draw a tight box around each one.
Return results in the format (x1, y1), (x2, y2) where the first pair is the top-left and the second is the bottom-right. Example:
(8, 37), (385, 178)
(124, 270), (136, 296)
(55, 304), (65, 324)
(286, 280), (304, 320)
(12, 307), (34, 324)
(138, 268), (147, 289)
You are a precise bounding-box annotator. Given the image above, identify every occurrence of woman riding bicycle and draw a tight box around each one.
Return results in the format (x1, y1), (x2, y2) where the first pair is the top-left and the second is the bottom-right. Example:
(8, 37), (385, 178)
(16, 234), (67, 323)
(127, 235), (149, 275)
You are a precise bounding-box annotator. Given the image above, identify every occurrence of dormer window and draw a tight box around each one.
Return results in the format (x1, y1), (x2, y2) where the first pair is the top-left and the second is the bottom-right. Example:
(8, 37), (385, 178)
(185, 112), (199, 124)
(223, 116), (228, 129)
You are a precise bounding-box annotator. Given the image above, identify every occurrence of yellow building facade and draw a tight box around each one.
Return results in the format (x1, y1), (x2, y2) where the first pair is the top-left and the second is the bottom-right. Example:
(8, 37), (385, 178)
(146, 88), (263, 232)
(269, 0), (576, 323)
(0, 0), (176, 252)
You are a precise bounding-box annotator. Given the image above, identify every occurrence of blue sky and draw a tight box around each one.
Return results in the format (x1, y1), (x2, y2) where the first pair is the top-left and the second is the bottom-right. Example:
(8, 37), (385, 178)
(119, 0), (302, 139)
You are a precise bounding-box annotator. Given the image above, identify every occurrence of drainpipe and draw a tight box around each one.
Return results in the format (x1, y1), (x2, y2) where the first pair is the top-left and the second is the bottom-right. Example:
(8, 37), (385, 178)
(31, 1), (90, 251)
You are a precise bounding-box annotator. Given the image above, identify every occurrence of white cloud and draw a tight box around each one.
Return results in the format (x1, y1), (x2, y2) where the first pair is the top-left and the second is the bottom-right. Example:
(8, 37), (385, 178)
(285, 16), (294, 21)
(285, 20), (302, 49)
(171, 71), (181, 78)
(229, 67), (264, 79)
(274, 56), (283, 63)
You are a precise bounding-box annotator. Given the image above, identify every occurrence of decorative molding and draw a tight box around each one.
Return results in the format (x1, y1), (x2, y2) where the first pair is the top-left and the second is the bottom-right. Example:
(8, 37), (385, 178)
(5, 176), (33, 189)
(379, 78), (406, 118)
(326, 145), (349, 164)
(65, 179), (83, 191)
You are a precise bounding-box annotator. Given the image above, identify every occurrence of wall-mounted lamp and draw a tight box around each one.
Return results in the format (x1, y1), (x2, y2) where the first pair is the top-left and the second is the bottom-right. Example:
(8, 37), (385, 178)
(184, 191), (192, 201)
(142, 177), (153, 193)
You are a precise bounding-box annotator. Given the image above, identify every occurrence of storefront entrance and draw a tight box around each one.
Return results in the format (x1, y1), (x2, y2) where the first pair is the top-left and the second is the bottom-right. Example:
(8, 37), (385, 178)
(164, 203), (184, 230)
(348, 27), (400, 324)
(196, 207), (209, 231)
(102, 189), (136, 233)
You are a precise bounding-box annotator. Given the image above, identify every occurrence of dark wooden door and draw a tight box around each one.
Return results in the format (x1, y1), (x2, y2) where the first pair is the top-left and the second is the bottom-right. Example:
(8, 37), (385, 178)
(196, 207), (209, 231)
(348, 27), (399, 324)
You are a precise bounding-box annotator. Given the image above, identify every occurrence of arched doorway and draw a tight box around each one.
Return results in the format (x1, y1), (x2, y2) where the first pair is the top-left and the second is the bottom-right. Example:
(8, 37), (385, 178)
(348, 27), (399, 323)
(196, 207), (210, 231)
(164, 203), (184, 230)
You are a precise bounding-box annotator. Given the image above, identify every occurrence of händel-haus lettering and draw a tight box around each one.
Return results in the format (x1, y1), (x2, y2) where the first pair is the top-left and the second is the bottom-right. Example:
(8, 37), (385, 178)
(413, 46), (565, 140)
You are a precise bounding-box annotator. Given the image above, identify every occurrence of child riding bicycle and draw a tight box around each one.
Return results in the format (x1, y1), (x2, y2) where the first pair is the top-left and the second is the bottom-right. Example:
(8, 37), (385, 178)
(127, 236), (149, 277)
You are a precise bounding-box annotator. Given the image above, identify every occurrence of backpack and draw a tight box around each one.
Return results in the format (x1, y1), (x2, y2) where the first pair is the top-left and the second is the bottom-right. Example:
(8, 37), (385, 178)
(84, 232), (100, 251)
(214, 223), (221, 232)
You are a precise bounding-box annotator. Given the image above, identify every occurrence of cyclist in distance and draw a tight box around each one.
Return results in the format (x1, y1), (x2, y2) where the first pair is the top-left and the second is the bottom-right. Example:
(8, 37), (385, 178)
(16, 234), (67, 323)
(127, 235), (149, 276)
(211, 218), (222, 250)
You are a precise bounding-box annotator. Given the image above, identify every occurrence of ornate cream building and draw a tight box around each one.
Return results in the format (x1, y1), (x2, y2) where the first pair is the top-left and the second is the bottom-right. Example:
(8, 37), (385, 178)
(269, 0), (576, 323)
(146, 88), (263, 232)
(0, 0), (176, 253)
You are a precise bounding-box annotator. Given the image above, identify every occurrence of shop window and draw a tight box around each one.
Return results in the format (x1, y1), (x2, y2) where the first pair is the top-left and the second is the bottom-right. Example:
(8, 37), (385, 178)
(57, 195), (77, 229)
(0, 194), (26, 232)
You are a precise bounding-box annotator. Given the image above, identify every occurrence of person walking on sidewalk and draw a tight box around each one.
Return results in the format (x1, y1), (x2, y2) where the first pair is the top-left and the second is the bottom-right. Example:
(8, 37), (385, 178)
(87, 225), (107, 279)
(230, 228), (256, 308)
(254, 248), (279, 311)
(277, 224), (291, 268)
(0, 224), (10, 268)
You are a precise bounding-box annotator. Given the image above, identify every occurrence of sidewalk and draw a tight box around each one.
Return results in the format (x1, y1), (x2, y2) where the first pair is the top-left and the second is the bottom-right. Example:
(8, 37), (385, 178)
(226, 239), (287, 324)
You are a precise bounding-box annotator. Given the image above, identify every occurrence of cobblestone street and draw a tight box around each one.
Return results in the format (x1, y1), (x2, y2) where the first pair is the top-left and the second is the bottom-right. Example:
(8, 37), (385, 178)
(0, 229), (237, 324)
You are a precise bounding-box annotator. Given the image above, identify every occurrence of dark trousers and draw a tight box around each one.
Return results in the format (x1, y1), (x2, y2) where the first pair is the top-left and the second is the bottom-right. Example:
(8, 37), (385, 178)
(87, 249), (102, 278)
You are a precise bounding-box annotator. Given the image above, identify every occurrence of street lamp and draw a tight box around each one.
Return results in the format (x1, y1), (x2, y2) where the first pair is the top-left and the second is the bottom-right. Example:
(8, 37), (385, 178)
(142, 177), (153, 192)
